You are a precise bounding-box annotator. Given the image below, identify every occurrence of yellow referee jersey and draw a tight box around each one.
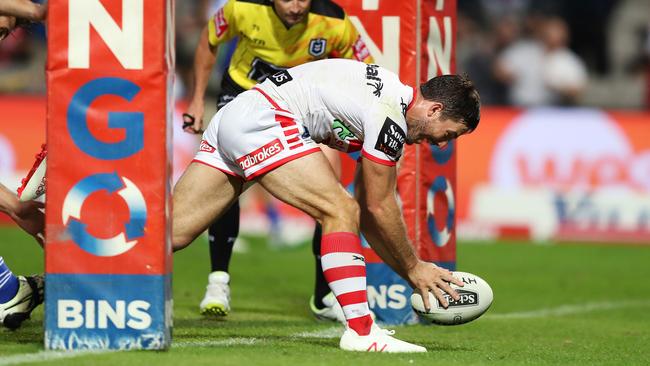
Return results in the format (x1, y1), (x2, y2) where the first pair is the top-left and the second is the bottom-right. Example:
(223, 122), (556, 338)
(207, 0), (374, 90)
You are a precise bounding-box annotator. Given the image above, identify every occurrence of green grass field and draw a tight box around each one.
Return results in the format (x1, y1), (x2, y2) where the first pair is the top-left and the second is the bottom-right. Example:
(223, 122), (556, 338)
(1, 226), (649, 365)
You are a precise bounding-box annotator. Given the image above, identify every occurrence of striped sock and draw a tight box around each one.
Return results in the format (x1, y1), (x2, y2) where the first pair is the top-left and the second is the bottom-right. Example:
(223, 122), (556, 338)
(0, 257), (19, 304)
(321, 232), (373, 336)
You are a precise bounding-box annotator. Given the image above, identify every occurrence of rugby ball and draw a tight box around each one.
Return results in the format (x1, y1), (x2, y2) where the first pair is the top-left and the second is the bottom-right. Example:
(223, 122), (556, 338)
(410, 271), (493, 325)
(17, 156), (46, 202)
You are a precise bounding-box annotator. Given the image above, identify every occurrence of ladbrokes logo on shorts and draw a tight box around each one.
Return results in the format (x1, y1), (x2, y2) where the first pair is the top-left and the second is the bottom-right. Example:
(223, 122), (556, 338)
(237, 139), (284, 170)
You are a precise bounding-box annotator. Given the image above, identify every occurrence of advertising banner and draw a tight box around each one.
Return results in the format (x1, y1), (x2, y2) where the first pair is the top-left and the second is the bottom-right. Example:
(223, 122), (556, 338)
(45, 0), (174, 349)
(458, 107), (650, 244)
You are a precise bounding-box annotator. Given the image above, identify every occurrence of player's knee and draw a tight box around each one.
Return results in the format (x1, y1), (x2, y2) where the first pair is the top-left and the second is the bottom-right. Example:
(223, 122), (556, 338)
(330, 195), (360, 227)
(346, 197), (361, 223)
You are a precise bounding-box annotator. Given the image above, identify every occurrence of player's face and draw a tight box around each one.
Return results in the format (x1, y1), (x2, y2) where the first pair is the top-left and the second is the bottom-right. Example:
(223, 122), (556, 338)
(421, 118), (469, 149)
(272, 0), (311, 27)
(405, 102), (470, 148)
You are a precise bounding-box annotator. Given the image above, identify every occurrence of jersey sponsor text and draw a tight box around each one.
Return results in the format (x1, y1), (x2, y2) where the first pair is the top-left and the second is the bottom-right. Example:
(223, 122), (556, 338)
(365, 64), (383, 97)
(237, 138), (284, 170)
(375, 117), (405, 158)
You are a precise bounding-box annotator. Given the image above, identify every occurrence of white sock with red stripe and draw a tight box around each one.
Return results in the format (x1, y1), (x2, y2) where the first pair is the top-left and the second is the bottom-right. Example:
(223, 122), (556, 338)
(321, 232), (373, 336)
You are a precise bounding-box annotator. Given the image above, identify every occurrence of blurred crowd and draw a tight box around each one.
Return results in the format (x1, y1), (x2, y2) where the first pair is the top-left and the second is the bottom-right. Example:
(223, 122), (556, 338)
(0, 0), (649, 109)
(457, 0), (650, 109)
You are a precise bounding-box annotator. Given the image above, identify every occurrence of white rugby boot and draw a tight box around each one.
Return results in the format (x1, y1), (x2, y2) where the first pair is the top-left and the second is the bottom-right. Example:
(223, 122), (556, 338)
(199, 271), (231, 317)
(310, 292), (376, 324)
(309, 292), (346, 324)
(0, 275), (44, 330)
(339, 323), (427, 353)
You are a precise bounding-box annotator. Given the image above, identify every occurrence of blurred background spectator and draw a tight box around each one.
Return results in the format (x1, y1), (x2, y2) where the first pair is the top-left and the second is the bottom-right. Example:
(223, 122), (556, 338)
(456, 0), (650, 109)
(493, 16), (587, 106)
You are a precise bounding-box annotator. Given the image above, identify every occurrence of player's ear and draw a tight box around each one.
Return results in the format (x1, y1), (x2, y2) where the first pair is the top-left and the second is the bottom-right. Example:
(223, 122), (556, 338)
(427, 101), (443, 117)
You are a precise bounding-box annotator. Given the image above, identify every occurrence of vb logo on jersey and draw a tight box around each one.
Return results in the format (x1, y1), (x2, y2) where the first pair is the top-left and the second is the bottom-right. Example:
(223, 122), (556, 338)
(308, 38), (327, 57)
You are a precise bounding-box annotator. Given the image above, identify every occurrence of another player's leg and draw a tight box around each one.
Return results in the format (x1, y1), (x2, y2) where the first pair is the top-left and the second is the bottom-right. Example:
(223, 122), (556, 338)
(0, 257), (44, 330)
(172, 162), (244, 251)
(199, 95), (242, 317)
(257, 152), (425, 353)
(201, 203), (240, 317)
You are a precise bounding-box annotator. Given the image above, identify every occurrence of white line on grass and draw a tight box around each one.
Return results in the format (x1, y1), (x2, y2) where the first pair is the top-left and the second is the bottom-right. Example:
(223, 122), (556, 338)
(0, 350), (111, 366)
(0, 338), (259, 365)
(485, 299), (650, 320)
(173, 337), (259, 348)
(292, 327), (342, 339)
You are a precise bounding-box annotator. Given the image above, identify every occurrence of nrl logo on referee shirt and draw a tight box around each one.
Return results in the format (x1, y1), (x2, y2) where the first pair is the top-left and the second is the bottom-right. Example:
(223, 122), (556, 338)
(309, 38), (327, 57)
(237, 139), (284, 169)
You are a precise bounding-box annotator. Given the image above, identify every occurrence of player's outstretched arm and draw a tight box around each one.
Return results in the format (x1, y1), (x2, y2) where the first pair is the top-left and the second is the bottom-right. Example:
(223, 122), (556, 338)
(0, 0), (46, 42)
(0, 182), (20, 216)
(354, 157), (462, 309)
(0, 0), (46, 21)
(0, 15), (15, 41)
(185, 24), (218, 134)
(0, 183), (44, 246)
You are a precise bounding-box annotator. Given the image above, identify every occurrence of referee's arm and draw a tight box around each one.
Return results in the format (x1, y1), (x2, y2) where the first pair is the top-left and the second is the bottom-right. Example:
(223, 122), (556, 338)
(185, 25), (219, 133)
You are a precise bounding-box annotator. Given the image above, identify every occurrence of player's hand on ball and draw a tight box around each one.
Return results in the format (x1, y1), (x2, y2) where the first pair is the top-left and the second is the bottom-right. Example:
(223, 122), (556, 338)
(407, 261), (464, 310)
(411, 271), (494, 325)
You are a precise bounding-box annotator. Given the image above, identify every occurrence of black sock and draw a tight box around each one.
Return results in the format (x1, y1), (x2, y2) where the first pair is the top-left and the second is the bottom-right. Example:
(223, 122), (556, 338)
(208, 201), (240, 273)
(312, 223), (330, 309)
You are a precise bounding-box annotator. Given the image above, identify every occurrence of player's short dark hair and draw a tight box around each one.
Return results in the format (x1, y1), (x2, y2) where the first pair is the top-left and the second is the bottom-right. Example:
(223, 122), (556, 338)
(420, 74), (480, 132)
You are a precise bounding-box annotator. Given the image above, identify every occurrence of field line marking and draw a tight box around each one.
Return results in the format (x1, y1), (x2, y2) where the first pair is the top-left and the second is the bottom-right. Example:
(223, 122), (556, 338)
(291, 327), (342, 339)
(173, 337), (258, 348)
(0, 338), (259, 365)
(485, 299), (650, 320)
(0, 350), (110, 366)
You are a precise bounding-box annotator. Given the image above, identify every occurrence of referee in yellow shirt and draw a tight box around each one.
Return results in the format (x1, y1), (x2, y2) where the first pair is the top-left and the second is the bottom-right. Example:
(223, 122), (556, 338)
(183, 0), (373, 322)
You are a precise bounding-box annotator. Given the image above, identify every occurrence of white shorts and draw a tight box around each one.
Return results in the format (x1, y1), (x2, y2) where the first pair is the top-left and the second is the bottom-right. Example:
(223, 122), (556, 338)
(193, 87), (320, 180)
